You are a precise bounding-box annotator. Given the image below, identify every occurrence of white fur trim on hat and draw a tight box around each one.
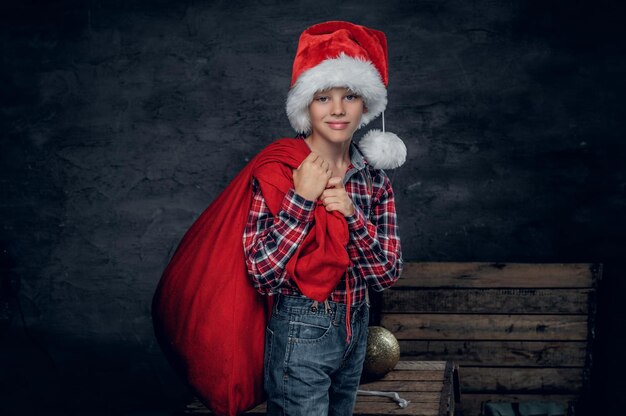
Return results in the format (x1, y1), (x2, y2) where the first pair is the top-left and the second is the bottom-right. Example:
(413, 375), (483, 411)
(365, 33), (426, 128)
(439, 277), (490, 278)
(359, 129), (407, 169)
(286, 53), (387, 134)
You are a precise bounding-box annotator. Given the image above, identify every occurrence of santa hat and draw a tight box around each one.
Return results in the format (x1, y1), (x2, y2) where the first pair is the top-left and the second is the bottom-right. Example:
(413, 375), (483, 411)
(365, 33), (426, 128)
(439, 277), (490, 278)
(286, 21), (407, 170)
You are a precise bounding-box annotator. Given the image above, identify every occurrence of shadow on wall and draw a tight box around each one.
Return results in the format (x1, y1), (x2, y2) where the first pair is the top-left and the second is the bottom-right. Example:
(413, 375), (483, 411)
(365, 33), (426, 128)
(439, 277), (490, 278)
(0, 324), (191, 415)
(1, 237), (191, 414)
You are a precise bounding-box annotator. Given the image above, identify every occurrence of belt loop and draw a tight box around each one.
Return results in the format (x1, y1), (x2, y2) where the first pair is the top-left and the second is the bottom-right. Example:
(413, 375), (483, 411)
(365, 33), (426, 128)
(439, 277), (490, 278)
(324, 300), (331, 314)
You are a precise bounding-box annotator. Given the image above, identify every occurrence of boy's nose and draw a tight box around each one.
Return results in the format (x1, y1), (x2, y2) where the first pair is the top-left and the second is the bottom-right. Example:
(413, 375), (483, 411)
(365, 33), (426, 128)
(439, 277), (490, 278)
(330, 98), (346, 116)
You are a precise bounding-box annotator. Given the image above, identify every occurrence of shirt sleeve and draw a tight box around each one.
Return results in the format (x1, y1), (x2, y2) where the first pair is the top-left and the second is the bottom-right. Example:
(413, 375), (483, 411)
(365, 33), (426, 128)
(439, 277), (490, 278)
(345, 171), (403, 291)
(243, 178), (315, 294)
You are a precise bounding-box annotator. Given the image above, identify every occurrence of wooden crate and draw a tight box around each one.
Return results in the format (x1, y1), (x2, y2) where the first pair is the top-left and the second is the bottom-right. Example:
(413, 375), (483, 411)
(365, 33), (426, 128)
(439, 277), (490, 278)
(352, 361), (459, 416)
(184, 361), (460, 416)
(379, 262), (601, 416)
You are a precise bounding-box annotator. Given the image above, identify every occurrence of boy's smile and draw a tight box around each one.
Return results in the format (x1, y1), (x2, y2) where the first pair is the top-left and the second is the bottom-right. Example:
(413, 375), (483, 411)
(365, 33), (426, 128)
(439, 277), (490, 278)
(326, 121), (350, 130)
(307, 87), (367, 144)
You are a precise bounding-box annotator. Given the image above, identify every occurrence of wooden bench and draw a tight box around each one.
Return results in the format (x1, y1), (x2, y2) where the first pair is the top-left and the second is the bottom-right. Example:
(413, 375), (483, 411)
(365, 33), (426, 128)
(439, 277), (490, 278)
(184, 360), (459, 416)
(376, 262), (601, 416)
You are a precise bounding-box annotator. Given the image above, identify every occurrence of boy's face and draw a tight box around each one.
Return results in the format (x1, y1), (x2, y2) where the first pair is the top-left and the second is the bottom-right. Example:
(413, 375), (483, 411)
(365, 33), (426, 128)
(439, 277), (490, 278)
(308, 87), (367, 145)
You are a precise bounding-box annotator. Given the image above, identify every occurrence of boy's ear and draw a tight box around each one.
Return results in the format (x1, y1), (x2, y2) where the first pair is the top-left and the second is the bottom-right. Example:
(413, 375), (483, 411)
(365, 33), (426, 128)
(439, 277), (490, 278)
(363, 105), (369, 114)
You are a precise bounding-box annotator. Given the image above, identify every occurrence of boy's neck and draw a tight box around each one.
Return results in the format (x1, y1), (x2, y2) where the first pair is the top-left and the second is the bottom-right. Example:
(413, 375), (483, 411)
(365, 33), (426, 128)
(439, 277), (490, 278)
(304, 135), (352, 167)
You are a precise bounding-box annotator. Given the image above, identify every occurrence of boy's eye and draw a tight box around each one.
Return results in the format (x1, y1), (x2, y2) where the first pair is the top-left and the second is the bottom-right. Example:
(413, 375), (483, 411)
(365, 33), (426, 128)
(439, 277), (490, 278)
(345, 94), (359, 101)
(315, 96), (329, 103)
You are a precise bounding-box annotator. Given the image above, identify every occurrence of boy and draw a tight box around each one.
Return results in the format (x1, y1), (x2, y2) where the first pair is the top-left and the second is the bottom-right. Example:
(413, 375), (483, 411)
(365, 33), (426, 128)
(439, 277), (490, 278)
(243, 21), (405, 416)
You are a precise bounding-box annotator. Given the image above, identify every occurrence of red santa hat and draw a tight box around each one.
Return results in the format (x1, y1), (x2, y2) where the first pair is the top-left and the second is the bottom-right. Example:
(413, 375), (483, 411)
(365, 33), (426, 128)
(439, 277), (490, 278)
(286, 21), (407, 169)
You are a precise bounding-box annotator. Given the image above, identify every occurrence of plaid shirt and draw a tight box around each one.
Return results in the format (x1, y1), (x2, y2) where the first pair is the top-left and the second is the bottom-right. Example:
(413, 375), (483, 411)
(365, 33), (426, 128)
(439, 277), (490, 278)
(243, 142), (402, 305)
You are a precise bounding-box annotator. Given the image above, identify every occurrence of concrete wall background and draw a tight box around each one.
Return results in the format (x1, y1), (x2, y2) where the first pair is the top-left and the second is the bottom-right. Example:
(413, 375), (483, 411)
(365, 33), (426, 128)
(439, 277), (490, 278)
(1, 0), (625, 414)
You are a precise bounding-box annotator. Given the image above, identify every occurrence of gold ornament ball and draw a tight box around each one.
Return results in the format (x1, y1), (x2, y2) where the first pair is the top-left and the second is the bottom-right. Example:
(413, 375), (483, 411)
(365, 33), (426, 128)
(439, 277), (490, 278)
(362, 326), (400, 379)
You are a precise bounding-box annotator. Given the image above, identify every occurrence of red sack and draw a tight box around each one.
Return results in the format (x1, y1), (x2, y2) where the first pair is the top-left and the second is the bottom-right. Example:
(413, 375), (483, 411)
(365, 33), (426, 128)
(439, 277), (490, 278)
(152, 138), (349, 415)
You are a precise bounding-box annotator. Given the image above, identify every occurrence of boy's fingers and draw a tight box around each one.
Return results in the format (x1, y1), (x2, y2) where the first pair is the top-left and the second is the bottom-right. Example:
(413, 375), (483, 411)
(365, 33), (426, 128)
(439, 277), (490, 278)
(327, 176), (343, 188)
(298, 152), (318, 169)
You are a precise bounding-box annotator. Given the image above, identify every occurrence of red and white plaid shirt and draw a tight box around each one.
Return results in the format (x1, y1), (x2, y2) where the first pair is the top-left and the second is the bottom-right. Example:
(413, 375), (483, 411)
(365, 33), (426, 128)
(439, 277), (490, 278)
(243, 142), (402, 305)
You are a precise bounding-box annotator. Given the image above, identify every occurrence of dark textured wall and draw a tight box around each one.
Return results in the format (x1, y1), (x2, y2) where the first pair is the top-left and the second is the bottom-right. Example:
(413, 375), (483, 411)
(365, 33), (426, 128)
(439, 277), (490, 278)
(2, 0), (625, 414)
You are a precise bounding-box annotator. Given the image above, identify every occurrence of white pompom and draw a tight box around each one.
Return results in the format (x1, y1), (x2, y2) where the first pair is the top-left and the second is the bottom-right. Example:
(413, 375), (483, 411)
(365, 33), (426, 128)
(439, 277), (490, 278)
(358, 129), (407, 170)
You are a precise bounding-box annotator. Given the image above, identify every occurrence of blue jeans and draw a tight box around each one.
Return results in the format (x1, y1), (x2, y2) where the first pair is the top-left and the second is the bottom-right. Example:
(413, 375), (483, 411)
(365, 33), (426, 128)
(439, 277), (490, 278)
(264, 294), (369, 416)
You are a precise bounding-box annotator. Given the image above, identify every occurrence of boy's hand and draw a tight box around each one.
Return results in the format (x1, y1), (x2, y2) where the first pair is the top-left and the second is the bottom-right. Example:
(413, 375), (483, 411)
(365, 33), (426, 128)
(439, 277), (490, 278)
(321, 177), (355, 217)
(292, 152), (332, 201)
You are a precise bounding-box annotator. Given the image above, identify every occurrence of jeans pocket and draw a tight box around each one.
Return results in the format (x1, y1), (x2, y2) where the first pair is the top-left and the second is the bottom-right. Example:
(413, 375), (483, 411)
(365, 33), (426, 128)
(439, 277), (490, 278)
(288, 312), (333, 343)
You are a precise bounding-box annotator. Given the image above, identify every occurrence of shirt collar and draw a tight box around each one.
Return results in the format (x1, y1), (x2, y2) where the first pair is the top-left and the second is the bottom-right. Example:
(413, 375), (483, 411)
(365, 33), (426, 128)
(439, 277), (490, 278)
(349, 142), (367, 170)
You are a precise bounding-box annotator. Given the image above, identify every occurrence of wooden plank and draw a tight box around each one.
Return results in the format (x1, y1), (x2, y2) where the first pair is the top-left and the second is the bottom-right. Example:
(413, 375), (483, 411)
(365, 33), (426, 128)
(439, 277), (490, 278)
(184, 400), (269, 414)
(242, 403), (265, 414)
(359, 380), (445, 392)
(353, 400), (441, 415)
(397, 340), (587, 367)
(382, 314), (588, 341)
(183, 400), (207, 413)
(356, 392), (442, 403)
(394, 361), (447, 371)
(457, 393), (576, 416)
(376, 370), (446, 382)
(459, 367), (584, 393)
(440, 362), (459, 416)
(397, 263), (594, 288)
(383, 288), (592, 314)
